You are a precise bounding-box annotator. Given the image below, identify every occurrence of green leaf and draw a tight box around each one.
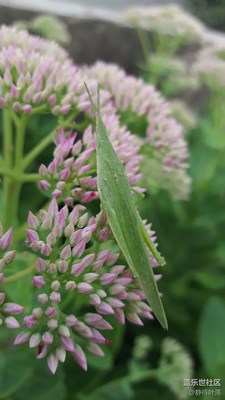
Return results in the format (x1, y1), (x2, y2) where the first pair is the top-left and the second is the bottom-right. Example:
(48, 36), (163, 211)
(15, 360), (67, 400)
(85, 84), (167, 330)
(0, 347), (32, 398)
(5, 257), (33, 310)
(198, 297), (225, 378)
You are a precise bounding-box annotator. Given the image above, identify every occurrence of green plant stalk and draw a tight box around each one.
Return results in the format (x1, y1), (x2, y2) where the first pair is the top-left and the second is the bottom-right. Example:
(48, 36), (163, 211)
(4, 264), (35, 284)
(86, 369), (158, 397)
(2, 109), (14, 229)
(3, 114), (28, 229)
(22, 111), (78, 170)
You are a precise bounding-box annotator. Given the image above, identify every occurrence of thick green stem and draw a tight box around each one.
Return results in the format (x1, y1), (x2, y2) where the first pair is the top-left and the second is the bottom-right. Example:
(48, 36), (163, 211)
(22, 130), (55, 170)
(2, 109), (13, 169)
(22, 111), (78, 170)
(2, 110), (14, 229)
(2, 113), (28, 229)
(15, 115), (28, 168)
(4, 264), (35, 284)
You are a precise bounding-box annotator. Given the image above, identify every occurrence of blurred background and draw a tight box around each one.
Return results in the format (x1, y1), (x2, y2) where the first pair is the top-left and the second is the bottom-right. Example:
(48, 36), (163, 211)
(0, 0), (225, 399)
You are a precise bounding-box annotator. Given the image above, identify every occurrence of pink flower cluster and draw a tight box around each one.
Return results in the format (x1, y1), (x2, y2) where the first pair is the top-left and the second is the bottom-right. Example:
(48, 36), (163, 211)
(0, 25), (83, 115)
(0, 25), (190, 199)
(86, 62), (191, 199)
(12, 199), (159, 374)
(39, 121), (143, 204)
(0, 224), (24, 328)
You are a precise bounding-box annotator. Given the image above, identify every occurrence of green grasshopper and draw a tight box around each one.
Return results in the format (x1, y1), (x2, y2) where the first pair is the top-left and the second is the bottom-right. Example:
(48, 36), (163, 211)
(85, 83), (168, 330)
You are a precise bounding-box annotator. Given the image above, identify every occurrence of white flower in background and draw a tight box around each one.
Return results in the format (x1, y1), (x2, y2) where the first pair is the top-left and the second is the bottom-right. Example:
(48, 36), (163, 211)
(124, 4), (205, 45)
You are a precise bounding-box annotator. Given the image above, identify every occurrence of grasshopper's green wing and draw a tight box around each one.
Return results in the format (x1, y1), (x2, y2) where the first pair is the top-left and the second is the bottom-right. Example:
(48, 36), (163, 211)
(85, 84), (168, 329)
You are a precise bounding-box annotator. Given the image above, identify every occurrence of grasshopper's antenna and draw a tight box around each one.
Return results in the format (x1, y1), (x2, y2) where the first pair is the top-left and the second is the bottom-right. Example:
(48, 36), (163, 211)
(84, 81), (100, 117)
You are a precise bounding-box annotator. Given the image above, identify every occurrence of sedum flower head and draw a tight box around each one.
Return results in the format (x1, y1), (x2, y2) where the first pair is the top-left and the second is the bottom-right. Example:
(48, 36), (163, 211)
(86, 62), (191, 199)
(0, 25), (83, 115)
(170, 100), (197, 134)
(15, 15), (71, 45)
(16, 199), (159, 374)
(192, 40), (225, 87)
(39, 120), (143, 204)
(158, 337), (193, 400)
(0, 223), (24, 329)
(124, 4), (205, 44)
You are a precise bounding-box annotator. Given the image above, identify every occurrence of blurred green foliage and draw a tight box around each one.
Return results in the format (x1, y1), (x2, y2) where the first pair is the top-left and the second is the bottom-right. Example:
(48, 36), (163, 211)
(187, 0), (225, 32)
(1, 13), (225, 399)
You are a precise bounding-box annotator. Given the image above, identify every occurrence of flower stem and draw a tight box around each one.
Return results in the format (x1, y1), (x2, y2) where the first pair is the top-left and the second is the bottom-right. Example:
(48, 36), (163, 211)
(22, 130), (55, 170)
(22, 111), (78, 170)
(85, 369), (157, 396)
(2, 113), (28, 229)
(15, 114), (28, 168)
(4, 264), (35, 284)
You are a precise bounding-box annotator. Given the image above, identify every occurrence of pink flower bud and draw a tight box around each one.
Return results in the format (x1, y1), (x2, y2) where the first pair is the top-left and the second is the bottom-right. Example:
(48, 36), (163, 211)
(100, 273), (117, 285)
(97, 302), (114, 315)
(82, 253), (95, 267)
(64, 223), (74, 238)
(56, 347), (66, 363)
(65, 315), (77, 327)
(51, 280), (60, 291)
(47, 319), (58, 329)
(58, 325), (70, 337)
(50, 292), (61, 303)
(41, 244), (52, 256)
(98, 227), (109, 242)
(71, 262), (85, 277)
(107, 298), (124, 308)
(46, 232), (56, 245)
(4, 302), (24, 315)
(42, 331), (54, 344)
(32, 307), (43, 318)
(127, 313), (143, 326)
(0, 292), (5, 305)
(29, 333), (41, 348)
(48, 198), (58, 216)
(47, 354), (59, 375)
(37, 344), (48, 359)
(14, 332), (30, 344)
(5, 316), (20, 329)
(0, 273), (4, 284)
(97, 249), (111, 263)
(38, 293), (48, 304)
(26, 229), (39, 242)
(60, 245), (71, 260)
(114, 308), (125, 324)
(61, 336), (74, 352)
(58, 260), (68, 273)
(32, 276), (45, 288)
(0, 227), (13, 250)
(89, 294), (101, 306)
(39, 180), (51, 191)
(39, 164), (48, 176)
(88, 343), (104, 357)
(22, 104), (32, 114)
(73, 347), (87, 371)
(28, 211), (39, 229)
(72, 241), (86, 257)
(77, 283), (93, 294)
(3, 250), (16, 264)
(70, 229), (82, 245)
(65, 281), (76, 291)
(84, 273), (98, 283)
(45, 307), (57, 318)
(59, 167), (70, 181)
